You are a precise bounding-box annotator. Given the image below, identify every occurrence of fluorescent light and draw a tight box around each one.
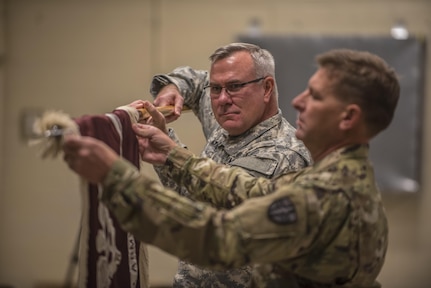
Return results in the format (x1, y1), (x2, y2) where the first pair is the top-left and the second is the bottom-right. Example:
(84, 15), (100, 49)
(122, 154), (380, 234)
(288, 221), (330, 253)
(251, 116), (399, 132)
(391, 20), (409, 40)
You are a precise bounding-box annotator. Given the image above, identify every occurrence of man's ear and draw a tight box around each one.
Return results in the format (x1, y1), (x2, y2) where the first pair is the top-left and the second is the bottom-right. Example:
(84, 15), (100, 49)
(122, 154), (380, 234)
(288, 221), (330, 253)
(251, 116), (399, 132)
(263, 77), (275, 101)
(340, 104), (362, 130)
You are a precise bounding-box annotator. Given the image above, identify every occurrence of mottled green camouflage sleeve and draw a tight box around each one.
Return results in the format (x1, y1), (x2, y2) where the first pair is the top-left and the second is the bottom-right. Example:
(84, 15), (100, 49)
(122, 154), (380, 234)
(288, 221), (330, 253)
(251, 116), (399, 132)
(101, 157), (320, 270)
(166, 147), (276, 206)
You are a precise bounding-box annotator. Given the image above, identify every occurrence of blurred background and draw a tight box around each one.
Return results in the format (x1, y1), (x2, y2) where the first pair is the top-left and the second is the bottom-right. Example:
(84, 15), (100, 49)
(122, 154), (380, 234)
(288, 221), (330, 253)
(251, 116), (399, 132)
(0, 0), (430, 287)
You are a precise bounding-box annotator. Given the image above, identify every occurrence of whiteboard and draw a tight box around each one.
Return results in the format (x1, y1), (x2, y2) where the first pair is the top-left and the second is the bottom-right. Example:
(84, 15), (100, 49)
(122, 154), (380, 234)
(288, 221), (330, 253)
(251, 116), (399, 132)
(238, 35), (426, 193)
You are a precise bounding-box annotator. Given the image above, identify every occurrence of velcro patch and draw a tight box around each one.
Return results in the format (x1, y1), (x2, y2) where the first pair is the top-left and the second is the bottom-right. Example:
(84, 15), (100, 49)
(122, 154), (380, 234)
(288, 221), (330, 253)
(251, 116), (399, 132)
(267, 197), (297, 225)
(230, 157), (277, 176)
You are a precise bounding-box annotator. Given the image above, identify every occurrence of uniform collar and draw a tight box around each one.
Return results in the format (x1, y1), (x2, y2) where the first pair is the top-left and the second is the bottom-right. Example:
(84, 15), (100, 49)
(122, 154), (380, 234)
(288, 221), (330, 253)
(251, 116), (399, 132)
(313, 144), (370, 170)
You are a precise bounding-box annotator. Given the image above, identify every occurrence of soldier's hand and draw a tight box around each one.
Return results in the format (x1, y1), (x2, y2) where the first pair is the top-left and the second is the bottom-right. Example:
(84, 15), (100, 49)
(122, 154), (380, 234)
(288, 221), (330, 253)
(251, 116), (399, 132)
(140, 101), (168, 134)
(132, 123), (177, 165)
(127, 99), (146, 110)
(153, 84), (184, 123)
(62, 135), (118, 184)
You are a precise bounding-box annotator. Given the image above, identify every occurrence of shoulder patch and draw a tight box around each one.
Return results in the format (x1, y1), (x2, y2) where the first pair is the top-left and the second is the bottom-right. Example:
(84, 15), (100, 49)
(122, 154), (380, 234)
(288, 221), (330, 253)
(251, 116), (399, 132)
(267, 197), (297, 225)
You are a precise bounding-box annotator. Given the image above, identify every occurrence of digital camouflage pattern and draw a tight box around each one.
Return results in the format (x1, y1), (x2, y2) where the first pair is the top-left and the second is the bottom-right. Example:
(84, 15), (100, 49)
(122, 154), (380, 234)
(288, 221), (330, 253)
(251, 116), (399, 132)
(102, 142), (387, 287)
(150, 66), (311, 287)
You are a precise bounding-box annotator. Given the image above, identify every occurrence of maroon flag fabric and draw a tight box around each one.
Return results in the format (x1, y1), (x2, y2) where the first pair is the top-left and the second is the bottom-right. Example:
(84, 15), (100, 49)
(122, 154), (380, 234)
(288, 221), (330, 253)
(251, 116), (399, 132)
(74, 109), (145, 288)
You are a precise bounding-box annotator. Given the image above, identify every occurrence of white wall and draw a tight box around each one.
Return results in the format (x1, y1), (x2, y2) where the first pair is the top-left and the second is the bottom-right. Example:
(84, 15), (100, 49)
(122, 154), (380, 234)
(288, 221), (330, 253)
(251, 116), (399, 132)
(1, 0), (430, 287)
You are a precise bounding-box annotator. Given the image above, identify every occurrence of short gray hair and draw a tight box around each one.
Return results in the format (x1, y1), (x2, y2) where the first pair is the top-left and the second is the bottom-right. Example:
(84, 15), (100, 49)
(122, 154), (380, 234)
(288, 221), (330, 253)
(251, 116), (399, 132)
(210, 42), (277, 95)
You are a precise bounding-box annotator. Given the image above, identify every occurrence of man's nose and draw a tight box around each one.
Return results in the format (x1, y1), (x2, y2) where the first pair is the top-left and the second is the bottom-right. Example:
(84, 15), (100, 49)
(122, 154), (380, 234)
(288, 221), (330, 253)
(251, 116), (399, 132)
(217, 88), (232, 102)
(292, 91), (306, 110)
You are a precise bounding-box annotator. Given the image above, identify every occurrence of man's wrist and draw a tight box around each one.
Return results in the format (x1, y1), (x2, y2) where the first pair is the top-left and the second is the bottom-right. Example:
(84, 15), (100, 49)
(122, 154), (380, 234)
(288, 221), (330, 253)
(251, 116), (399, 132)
(166, 146), (194, 171)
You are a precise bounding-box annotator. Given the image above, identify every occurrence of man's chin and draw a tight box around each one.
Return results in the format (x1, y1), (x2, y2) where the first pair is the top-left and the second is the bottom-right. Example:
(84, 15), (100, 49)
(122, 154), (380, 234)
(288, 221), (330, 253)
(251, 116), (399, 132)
(295, 131), (304, 141)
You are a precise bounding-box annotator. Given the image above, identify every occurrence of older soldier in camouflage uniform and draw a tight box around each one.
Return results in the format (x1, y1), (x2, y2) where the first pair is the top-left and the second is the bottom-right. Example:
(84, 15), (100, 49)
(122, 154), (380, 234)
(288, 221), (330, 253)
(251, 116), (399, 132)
(131, 42), (311, 287)
(63, 49), (399, 287)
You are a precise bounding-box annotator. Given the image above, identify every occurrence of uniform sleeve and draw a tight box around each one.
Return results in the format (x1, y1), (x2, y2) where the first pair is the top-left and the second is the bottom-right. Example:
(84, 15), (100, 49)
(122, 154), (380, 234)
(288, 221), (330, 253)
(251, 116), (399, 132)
(166, 147), (278, 206)
(101, 157), (320, 270)
(152, 128), (189, 196)
(150, 66), (219, 139)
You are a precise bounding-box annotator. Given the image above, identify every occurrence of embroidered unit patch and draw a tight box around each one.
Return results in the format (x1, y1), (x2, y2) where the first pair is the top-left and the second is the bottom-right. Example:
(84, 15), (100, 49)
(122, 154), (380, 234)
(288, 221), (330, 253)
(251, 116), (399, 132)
(267, 196), (297, 225)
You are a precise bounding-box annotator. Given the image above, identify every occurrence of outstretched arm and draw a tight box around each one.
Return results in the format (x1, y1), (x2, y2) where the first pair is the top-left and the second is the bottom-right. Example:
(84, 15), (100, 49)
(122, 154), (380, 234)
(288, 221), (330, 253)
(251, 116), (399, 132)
(61, 134), (318, 270)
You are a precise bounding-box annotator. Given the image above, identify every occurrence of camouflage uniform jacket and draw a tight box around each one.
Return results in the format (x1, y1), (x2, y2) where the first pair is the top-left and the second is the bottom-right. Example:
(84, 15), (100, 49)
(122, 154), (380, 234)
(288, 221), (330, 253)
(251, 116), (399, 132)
(101, 144), (388, 288)
(150, 66), (311, 287)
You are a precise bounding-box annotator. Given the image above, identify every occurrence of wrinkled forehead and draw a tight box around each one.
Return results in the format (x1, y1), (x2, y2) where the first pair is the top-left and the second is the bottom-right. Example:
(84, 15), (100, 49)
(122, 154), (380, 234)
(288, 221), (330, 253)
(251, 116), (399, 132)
(210, 52), (255, 82)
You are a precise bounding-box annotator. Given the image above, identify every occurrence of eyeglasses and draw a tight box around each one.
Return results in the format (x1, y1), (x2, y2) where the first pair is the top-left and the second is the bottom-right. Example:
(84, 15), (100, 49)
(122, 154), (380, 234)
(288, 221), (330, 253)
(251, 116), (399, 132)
(204, 77), (266, 98)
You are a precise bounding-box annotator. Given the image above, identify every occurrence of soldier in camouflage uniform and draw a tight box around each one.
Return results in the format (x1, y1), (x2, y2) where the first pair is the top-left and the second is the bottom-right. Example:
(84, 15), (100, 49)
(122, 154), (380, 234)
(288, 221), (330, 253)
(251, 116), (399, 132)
(63, 49), (399, 287)
(130, 43), (311, 287)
